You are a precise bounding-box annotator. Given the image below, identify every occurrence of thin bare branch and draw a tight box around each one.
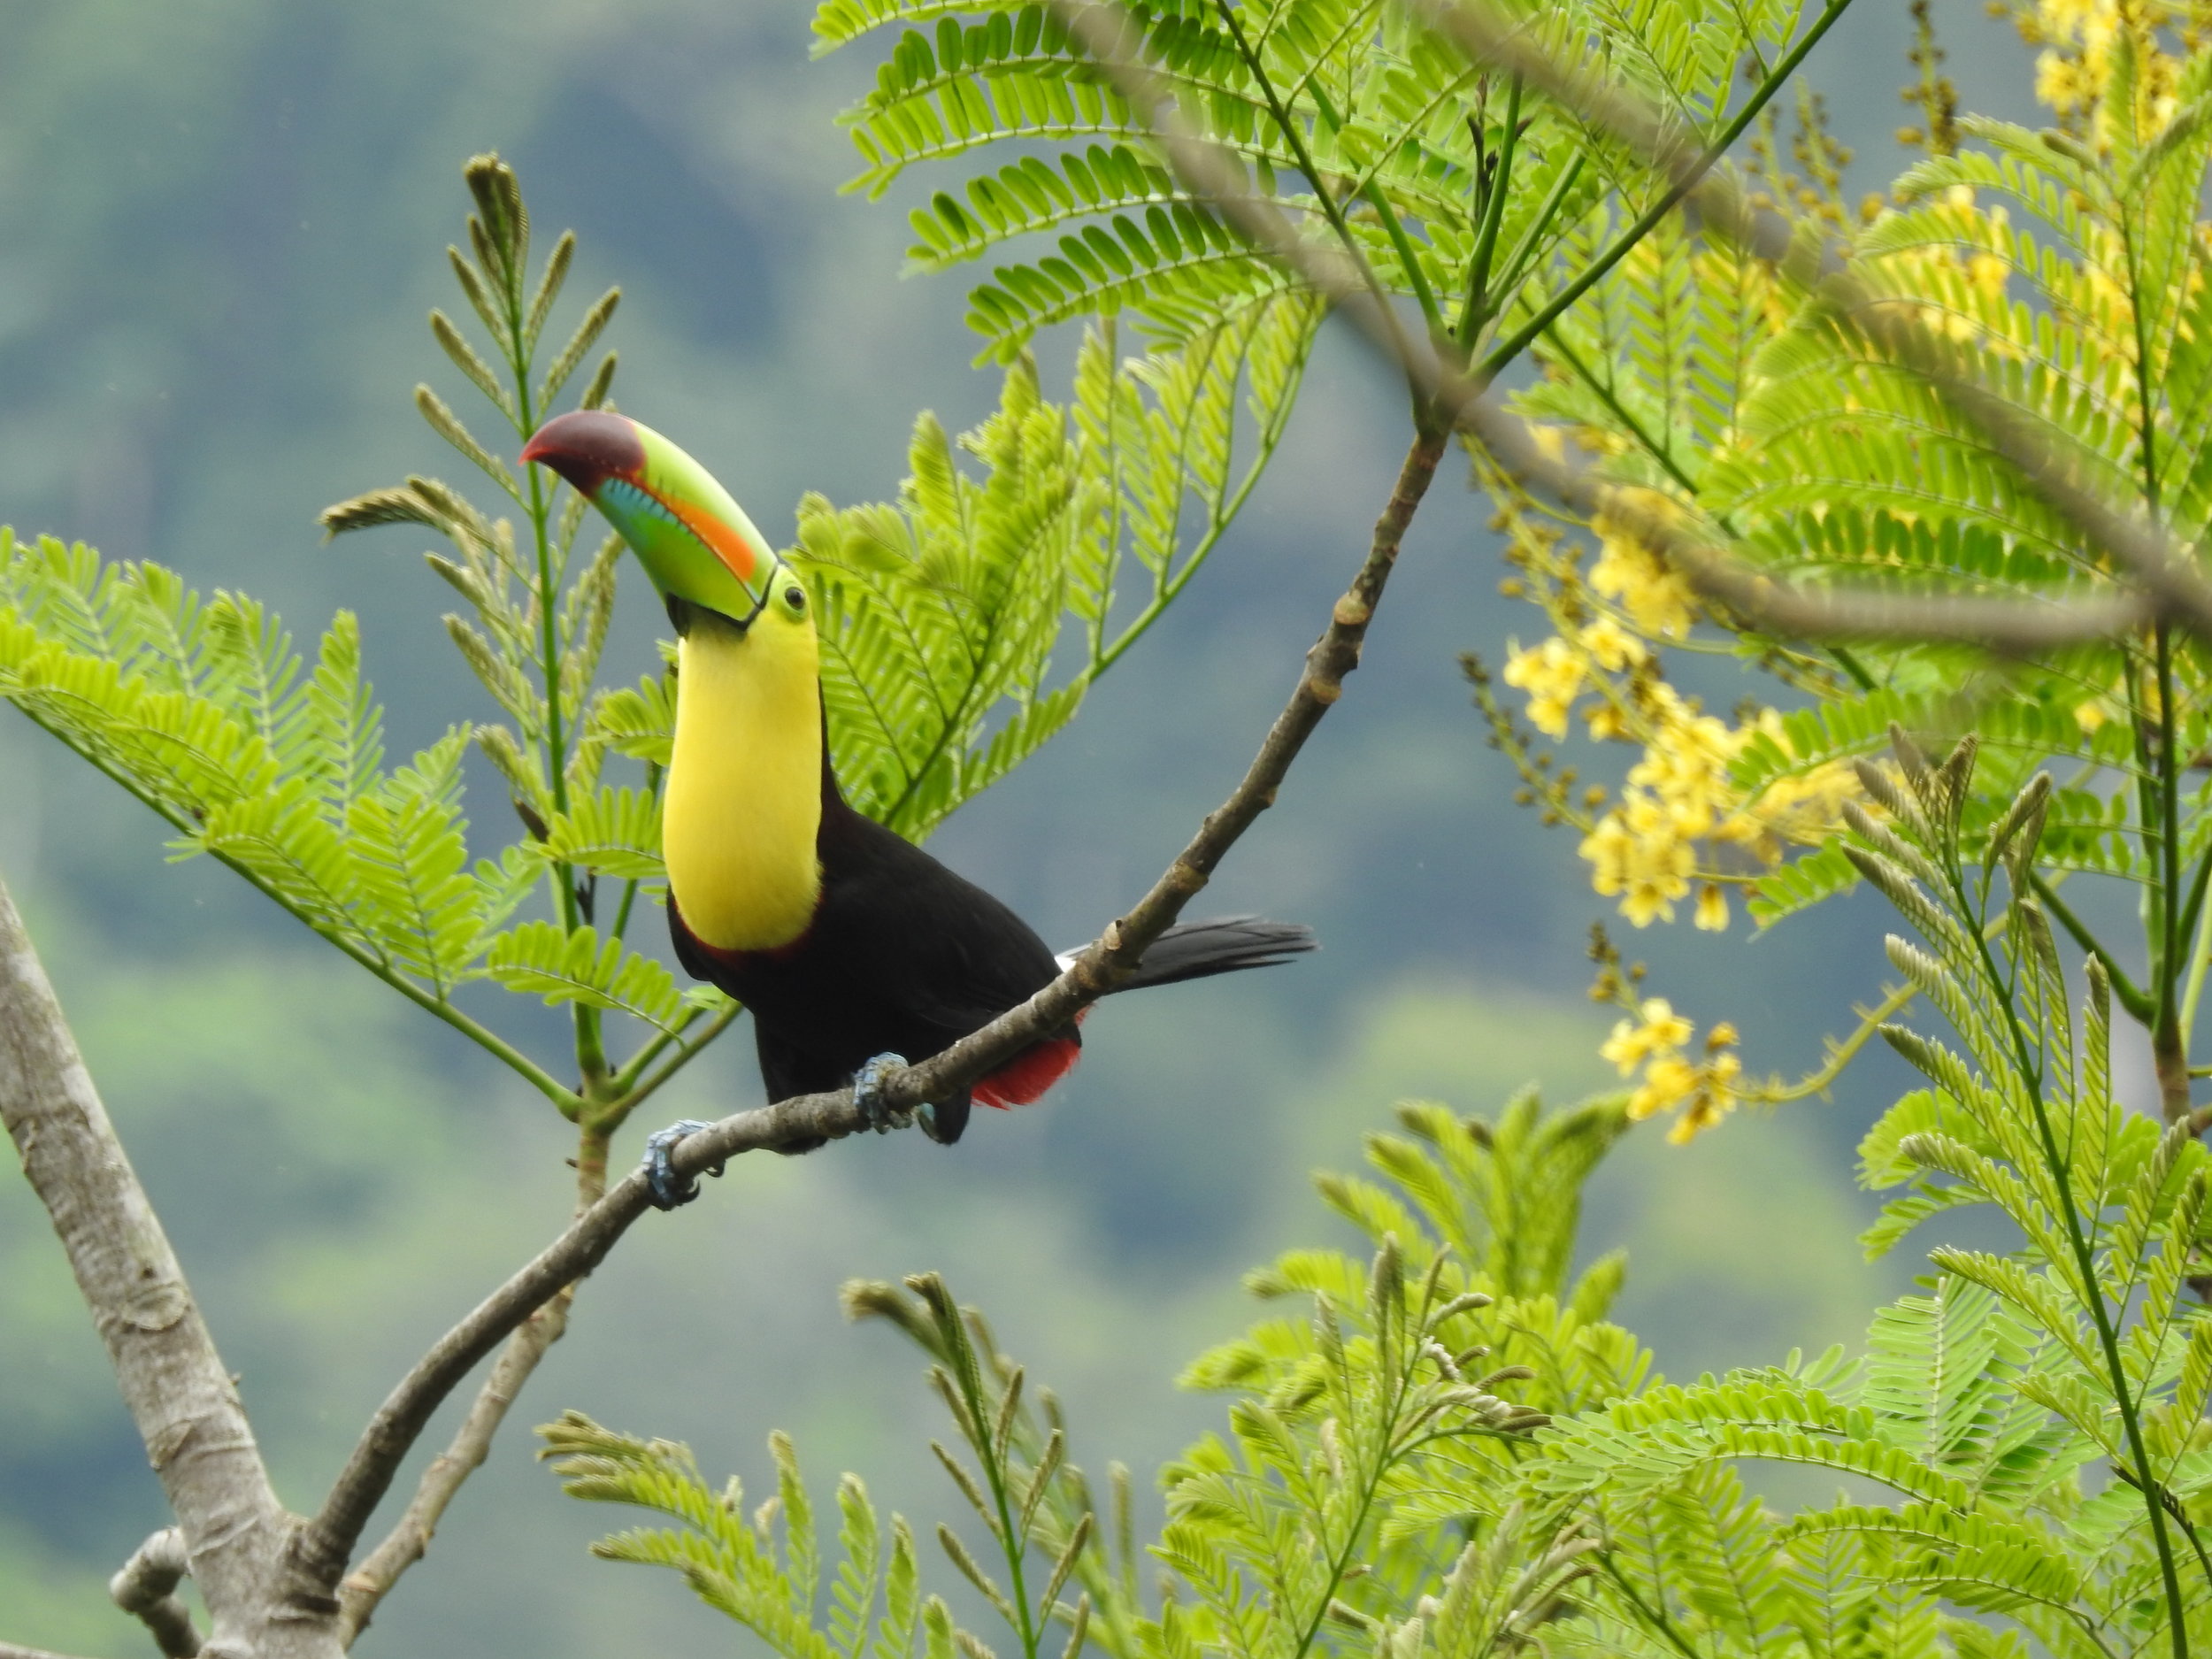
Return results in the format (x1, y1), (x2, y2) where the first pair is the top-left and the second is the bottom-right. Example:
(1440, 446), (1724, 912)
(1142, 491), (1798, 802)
(334, 1114), (626, 1630)
(110, 1528), (202, 1659)
(1, 1642), (104, 1659)
(292, 1075), (880, 1587)
(296, 419), (1450, 1599)
(1050, 0), (2200, 653)
(334, 1295), (572, 1644)
(1456, 403), (2159, 647)
(0, 877), (337, 1658)
(893, 420), (1450, 1081)
(1407, 0), (2212, 639)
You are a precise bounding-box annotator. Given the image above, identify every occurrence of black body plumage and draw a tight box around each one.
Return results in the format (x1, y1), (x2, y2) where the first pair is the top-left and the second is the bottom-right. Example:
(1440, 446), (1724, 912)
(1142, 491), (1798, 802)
(671, 760), (1315, 1147)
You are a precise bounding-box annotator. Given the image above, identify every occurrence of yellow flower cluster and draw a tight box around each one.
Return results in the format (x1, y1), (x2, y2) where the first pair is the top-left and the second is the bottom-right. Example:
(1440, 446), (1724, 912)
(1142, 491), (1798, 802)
(1601, 1000), (1743, 1143)
(1575, 688), (1857, 932)
(1501, 636), (1588, 740)
(1500, 616), (1652, 741)
(1579, 686), (1743, 928)
(2032, 0), (2179, 123)
(1581, 792), (1699, 926)
(1497, 496), (1861, 933)
(1590, 496), (1695, 640)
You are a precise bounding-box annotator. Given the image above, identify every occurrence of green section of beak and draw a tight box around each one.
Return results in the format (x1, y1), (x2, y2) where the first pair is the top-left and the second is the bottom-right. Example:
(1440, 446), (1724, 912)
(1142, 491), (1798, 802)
(589, 424), (779, 624)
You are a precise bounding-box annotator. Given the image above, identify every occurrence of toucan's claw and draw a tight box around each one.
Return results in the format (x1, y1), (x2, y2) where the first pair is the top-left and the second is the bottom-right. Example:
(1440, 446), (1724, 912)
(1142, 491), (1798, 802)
(643, 1118), (723, 1210)
(853, 1053), (910, 1133)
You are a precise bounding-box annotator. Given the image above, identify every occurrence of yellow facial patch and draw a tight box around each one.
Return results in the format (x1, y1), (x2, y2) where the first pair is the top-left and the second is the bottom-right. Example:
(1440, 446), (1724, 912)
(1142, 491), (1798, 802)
(662, 601), (824, 951)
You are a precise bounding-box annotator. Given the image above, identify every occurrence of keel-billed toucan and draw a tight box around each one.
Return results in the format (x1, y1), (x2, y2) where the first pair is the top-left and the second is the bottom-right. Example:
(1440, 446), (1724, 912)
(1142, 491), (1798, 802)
(520, 411), (1312, 1159)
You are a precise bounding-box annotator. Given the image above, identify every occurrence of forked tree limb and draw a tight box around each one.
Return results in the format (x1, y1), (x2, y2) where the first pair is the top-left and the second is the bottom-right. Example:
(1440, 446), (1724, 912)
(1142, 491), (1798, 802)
(110, 1528), (202, 1659)
(0, 879), (338, 1659)
(293, 420), (1454, 1600)
(334, 1293), (573, 1642)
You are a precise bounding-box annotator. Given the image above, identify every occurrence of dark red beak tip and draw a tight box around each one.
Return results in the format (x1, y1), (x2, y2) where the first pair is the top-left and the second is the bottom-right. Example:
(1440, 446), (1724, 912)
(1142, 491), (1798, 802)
(520, 409), (644, 485)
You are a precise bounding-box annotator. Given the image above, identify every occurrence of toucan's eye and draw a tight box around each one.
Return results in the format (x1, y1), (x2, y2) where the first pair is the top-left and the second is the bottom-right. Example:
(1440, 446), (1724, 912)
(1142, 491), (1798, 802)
(783, 584), (805, 612)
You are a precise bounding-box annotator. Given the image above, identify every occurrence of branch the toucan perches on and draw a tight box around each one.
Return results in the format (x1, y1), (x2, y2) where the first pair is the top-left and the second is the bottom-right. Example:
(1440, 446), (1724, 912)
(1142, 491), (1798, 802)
(520, 411), (1314, 1171)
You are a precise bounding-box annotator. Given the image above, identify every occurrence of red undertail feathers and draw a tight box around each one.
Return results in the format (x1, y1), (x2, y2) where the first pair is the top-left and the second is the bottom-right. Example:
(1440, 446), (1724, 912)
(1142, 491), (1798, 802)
(972, 1034), (1082, 1109)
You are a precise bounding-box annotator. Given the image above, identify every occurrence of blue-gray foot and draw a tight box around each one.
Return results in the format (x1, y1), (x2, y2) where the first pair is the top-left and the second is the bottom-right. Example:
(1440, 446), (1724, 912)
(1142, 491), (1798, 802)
(853, 1053), (910, 1133)
(642, 1118), (722, 1210)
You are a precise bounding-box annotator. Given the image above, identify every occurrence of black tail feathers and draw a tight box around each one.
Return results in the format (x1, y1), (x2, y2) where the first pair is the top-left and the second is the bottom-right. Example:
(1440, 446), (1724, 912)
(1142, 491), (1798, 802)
(1080, 915), (1317, 994)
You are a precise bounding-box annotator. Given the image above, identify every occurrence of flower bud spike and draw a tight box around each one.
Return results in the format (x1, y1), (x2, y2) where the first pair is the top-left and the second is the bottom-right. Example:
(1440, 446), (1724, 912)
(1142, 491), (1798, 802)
(463, 152), (529, 290)
(1017, 1429), (1064, 1539)
(992, 1367), (1025, 1467)
(526, 230), (577, 354)
(930, 1440), (994, 1524)
(1110, 1462), (1135, 1578)
(431, 310), (516, 424)
(1057, 1596), (1091, 1659)
(841, 1278), (934, 1345)
(580, 351), (619, 411)
(937, 1525), (1015, 1622)
(448, 244), (509, 350)
(1040, 1512), (1091, 1612)
(319, 485), (442, 539)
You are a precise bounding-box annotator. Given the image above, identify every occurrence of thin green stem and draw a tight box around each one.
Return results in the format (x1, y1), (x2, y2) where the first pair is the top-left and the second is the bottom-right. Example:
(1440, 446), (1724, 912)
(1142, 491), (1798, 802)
(2032, 872), (2155, 1024)
(1362, 180), (1445, 337)
(1474, 0), (1855, 383)
(1828, 646), (1877, 690)
(1210, 0), (1405, 325)
(607, 875), (641, 945)
(10, 702), (580, 1112)
(2154, 618), (2189, 1121)
(612, 1001), (744, 1110)
(2176, 833), (2212, 982)
(355, 955), (580, 1114)
(1952, 858), (2189, 1658)
(1484, 151), (1584, 305)
(1301, 79), (1448, 342)
(607, 1021), (687, 1096)
(498, 240), (609, 1087)
(1092, 342), (1315, 676)
(1751, 979), (1916, 1104)
(2179, 842), (2212, 1034)
(1287, 1324), (1419, 1659)
(505, 323), (567, 823)
(2118, 184), (2190, 1133)
(2123, 211), (2165, 523)
(1599, 1552), (1701, 1659)
(953, 1363), (1039, 1659)
(1543, 331), (1691, 495)
(1455, 74), (1522, 348)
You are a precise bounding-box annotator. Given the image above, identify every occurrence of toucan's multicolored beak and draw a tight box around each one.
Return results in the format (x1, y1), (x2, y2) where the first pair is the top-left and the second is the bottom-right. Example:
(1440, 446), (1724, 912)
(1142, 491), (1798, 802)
(521, 411), (780, 626)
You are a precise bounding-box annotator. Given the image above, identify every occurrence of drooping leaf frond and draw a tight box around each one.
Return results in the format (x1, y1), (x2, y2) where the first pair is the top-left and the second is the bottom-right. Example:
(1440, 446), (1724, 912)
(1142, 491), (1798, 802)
(0, 534), (528, 1002)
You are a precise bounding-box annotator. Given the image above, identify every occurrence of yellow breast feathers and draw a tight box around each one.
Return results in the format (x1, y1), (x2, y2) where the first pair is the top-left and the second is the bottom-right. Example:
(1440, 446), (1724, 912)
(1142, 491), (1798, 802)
(663, 607), (824, 952)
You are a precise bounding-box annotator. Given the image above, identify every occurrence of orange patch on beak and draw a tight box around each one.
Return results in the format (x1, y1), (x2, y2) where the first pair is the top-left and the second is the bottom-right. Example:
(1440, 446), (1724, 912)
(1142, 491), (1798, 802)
(669, 496), (761, 591)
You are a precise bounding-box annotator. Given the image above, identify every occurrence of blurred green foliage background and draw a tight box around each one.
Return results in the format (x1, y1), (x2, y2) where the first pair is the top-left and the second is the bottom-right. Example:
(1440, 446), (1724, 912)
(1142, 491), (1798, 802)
(0, 2), (2082, 1654)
